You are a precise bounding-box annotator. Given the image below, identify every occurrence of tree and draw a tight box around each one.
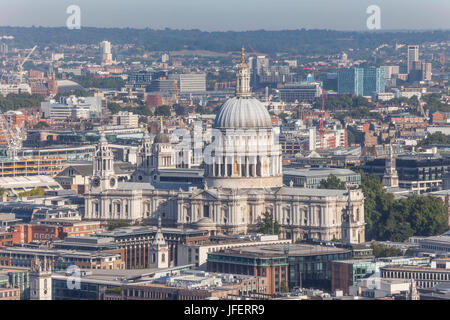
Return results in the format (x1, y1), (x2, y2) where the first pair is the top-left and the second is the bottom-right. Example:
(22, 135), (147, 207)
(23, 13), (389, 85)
(280, 281), (289, 293)
(33, 121), (50, 129)
(371, 242), (402, 258)
(259, 212), (281, 235)
(155, 105), (171, 117)
(319, 174), (347, 190)
(106, 220), (132, 231)
(18, 188), (46, 197)
(361, 172), (448, 242)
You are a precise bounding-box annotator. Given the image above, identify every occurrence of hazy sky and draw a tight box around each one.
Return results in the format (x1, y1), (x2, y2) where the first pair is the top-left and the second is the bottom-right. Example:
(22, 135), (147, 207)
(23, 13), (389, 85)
(0, 0), (449, 31)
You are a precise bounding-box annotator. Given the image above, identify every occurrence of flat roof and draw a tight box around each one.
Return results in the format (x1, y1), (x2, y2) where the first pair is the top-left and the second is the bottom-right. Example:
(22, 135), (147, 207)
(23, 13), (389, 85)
(97, 226), (207, 238)
(284, 168), (359, 178)
(211, 244), (350, 259)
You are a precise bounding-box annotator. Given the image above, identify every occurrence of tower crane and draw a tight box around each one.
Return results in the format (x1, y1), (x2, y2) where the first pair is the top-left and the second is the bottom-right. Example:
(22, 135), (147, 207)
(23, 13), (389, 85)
(16, 45), (37, 84)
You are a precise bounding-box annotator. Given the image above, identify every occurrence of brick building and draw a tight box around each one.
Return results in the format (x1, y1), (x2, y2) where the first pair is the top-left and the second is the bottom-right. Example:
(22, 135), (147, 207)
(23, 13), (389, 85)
(96, 227), (209, 269)
(11, 220), (102, 244)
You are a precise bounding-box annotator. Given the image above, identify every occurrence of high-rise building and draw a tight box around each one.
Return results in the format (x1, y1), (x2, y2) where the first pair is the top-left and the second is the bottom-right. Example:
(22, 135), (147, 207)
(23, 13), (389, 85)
(407, 45), (419, 74)
(100, 40), (113, 65)
(421, 62), (432, 81)
(337, 68), (364, 96)
(363, 67), (386, 97)
(338, 68), (385, 97)
(161, 53), (170, 63)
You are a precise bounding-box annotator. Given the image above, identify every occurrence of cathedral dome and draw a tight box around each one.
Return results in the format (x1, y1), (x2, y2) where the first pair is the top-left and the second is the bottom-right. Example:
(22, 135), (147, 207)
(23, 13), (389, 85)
(213, 97), (272, 129)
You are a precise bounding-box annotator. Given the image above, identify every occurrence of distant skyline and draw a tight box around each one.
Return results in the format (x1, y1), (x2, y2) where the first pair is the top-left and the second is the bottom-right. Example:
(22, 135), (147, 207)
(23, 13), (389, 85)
(0, 0), (449, 31)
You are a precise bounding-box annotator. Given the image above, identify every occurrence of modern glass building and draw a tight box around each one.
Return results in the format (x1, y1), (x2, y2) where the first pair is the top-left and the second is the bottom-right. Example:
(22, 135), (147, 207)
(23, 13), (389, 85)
(207, 244), (352, 293)
(363, 68), (385, 97)
(338, 68), (385, 97)
(337, 68), (364, 96)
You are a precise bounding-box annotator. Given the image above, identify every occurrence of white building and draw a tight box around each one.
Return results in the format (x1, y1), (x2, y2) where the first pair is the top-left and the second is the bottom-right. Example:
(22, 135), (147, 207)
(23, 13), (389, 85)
(84, 47), (365, 244)
(100, 40), (113, 65)
(30, 257), (52, 300)
(40, 96), (102, 120)
(111, 111), (139, 128)
(0, 83), (31, 95)
(168, 73), (206, 93)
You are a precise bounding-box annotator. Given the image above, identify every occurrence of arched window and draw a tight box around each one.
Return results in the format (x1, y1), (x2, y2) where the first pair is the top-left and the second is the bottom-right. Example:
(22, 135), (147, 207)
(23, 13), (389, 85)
(162, 254), (165, 263)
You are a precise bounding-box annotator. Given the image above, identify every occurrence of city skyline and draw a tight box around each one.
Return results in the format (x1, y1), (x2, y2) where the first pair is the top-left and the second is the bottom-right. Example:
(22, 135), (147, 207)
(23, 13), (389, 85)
(0, 0), (449, 31)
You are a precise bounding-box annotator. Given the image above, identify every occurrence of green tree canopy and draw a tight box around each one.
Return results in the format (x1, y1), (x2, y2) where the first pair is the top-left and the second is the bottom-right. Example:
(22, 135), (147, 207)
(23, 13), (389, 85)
(371, 242), (403, 258)
(155, 105), (171, 117)
(362, 172), (448, 242)
(259, 212), (281, 235)
(319, 174), (347, 190)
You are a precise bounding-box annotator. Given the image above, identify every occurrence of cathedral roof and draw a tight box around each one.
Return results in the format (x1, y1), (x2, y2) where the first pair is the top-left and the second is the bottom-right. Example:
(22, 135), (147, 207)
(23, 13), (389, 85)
(213, 46), (272, 130)
(214, 97), (272, 129)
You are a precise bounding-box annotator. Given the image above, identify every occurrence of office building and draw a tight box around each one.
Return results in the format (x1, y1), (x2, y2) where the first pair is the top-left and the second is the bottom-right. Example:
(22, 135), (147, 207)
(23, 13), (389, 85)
(338, 68), (364, 96)
(283, 168), (361, 189)
(123, 270), (268, 300)
(279, 82), (322, 102)
(207, 243), (352, 294)
(168, 73), (206, 93)
(380, 258), (450, 289)
(407, 45), (419, 74)
(100, 41), (113, 65)
(111, 111), (139, 128)
(332, 257), (430, 294)
(40, 96), (102, 120)
(363, 68), (385, 96)
(362, 156), (450, 194)
(338, 68), (385, 97)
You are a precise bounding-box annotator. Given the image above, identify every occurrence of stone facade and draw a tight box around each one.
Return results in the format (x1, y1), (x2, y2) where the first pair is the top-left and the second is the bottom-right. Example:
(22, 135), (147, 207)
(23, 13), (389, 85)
(84, 47), (365, 244)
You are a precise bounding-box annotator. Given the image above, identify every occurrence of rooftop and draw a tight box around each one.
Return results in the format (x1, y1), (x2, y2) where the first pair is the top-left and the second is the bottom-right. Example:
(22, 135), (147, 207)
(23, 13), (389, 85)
(284, 168), (359, 178)
(210, 244), (350, 259)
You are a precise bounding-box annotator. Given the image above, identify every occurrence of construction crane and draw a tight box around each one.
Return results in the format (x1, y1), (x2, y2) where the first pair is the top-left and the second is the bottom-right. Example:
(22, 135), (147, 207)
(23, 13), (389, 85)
(16, 45), (37, 83)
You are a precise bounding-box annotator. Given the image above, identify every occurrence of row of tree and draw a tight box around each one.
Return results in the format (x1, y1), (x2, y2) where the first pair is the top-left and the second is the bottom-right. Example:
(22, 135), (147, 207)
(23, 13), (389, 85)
(71, 75), (125, 90)
(362, 173), (447, 242)
(0, 93), (45, 112)
(2, 27), (449, 56)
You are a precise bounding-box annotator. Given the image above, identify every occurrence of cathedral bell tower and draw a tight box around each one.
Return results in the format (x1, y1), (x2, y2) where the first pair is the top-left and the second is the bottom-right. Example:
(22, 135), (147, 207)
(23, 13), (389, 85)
(149, 215), (169, 269)
(91, 127), (118, 192)
(341, 188), (359, 244)
(30, 257), (52, 300)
